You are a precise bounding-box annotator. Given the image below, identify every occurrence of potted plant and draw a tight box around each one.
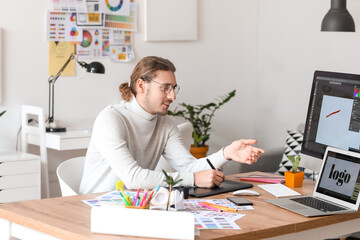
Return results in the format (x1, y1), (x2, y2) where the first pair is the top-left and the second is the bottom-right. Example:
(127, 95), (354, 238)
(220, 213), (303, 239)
(284, 155), (304, 188)
(162, 170), (183, 211)
(167, 90), (236, 158)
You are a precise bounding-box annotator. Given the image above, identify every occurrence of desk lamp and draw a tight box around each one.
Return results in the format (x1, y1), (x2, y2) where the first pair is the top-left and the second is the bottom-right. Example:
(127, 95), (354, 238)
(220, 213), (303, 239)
(321, 0), (355, 32)
(46, 53), (105, 132)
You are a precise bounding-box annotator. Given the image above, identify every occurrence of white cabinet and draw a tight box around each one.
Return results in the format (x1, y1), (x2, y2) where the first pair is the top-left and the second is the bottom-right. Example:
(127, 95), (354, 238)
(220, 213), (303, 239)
(0, 149), (41, 203)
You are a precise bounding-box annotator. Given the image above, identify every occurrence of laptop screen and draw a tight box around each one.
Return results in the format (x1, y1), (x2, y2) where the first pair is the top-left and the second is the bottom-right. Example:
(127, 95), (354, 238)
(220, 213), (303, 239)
(316, 149), (360, 204)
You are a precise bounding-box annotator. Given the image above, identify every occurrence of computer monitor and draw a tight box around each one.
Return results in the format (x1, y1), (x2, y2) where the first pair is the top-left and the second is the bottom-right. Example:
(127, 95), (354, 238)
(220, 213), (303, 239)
(300, 70), (360, 173)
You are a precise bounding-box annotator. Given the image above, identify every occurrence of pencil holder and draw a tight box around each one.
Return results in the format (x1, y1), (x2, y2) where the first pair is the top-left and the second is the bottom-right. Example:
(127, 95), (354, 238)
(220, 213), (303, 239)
(125, 205), (149, 209)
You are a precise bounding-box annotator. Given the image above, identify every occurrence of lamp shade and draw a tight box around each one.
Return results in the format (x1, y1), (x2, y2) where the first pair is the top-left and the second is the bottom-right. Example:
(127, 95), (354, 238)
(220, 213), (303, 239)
(321, 0), (355, 32)
(86, 61), (105, 74)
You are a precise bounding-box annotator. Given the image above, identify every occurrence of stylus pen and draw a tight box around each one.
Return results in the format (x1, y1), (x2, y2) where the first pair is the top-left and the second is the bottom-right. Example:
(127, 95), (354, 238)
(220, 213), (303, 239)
(206, 158), (216, 170)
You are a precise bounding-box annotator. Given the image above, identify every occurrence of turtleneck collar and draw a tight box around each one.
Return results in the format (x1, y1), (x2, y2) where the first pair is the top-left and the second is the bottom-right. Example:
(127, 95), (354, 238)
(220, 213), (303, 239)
(127, 96), (157, 121)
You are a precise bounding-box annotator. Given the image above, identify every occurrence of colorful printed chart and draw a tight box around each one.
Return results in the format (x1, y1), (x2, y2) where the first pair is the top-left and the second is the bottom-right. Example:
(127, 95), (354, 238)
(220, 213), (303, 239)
(101, 29), (110, 56)
(183, 199), (254, 211)
(46, 11), (83, 42)
(192, 211), (244, 229)
(81, 30), (93, 47)
(104, 2), (136, 31)
(77, 29), (102, 58)
(106, 0), (124, 11)
(46, 0), (136, 62)
(100, 0), (130, 16)
(49, 0), (87, 12)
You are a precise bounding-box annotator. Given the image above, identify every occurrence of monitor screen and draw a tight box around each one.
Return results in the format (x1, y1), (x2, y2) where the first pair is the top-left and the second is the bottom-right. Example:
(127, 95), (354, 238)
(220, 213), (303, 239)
(301, 70), (360, 172)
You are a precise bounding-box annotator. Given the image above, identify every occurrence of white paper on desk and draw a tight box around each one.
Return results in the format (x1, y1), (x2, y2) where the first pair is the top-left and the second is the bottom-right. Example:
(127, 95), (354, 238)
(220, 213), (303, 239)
(258, 184), (301, 198)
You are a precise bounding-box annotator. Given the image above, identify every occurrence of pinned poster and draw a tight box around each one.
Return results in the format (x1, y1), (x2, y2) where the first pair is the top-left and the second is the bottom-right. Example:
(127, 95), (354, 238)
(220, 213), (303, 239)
(108, 30), (134, 62)
(48, 41), (76, 76)
(104, 2), (137, 31)
(109, 45), (134, 62)
(76, 29), (102, 58)
(49, 0), (87, 12)
(109, 30), (132, 45)
(101, 29), (110, 57)
(99, 0), (131, 16)
(46, 11), (83, 42)
(76, 13), (104, 27)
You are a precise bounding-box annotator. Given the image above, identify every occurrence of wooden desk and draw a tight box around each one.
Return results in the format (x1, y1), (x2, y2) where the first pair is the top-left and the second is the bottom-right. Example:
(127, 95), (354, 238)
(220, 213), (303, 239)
(0, 172), (359, 240)
(27, 129), (92, 151)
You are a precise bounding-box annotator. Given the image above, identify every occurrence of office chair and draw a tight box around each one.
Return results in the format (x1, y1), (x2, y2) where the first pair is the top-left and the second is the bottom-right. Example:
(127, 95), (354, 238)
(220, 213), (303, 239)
(21, 105), (49, 198)
(57, 156), (85, 196)
(155, 121), (192, 172)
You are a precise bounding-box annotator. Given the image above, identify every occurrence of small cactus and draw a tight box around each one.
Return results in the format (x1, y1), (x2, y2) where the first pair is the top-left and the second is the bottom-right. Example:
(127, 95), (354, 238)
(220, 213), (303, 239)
(288, 155), (301, 173)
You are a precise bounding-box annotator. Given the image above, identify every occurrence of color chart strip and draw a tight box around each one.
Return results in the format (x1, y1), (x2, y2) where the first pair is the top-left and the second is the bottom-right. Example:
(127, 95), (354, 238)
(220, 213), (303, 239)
(104, 2), (137, 31)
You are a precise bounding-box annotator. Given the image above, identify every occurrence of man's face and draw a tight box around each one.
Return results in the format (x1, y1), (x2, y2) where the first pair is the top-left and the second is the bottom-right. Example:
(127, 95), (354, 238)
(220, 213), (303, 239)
(141, 70), (177, 115)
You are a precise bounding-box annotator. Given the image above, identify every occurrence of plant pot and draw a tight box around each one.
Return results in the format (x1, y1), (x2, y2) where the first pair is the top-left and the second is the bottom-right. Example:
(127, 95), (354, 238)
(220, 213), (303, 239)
(190, 145), (209, 159)
(284, 171), (304, 188)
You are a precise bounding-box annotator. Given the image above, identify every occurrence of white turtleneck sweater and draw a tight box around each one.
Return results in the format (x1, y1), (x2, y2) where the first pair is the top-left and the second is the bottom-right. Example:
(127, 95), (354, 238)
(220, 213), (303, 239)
(79, 97), (229, 194)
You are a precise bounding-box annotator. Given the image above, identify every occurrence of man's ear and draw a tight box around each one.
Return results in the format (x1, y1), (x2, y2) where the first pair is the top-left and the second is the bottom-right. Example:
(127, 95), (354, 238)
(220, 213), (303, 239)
(137, 78), (146, 93)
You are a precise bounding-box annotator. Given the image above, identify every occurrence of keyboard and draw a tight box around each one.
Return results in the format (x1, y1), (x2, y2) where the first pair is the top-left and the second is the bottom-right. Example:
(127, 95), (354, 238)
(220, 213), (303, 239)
(290, 196), (346, 212)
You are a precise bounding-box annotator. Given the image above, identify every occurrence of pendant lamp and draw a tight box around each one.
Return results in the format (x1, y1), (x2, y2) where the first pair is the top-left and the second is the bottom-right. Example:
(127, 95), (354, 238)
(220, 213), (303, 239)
(321, 0), (355, 32)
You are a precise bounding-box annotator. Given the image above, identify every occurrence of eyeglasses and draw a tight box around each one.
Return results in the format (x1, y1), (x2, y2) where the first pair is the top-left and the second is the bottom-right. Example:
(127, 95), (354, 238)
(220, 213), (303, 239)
(144, 78), (180, 95)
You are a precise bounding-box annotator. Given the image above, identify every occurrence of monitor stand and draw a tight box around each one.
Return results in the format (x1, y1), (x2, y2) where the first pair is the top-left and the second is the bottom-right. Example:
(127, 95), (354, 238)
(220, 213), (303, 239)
(299, 153), (322, 173)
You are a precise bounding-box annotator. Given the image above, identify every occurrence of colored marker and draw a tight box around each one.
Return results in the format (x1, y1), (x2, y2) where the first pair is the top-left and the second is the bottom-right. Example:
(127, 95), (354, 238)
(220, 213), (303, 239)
(200, 202), (222, 212)
(139, 189), (148, 207)
(134, 187), (141, 206)
(119, 191), (130, 206)
(207, 203), (237, 212)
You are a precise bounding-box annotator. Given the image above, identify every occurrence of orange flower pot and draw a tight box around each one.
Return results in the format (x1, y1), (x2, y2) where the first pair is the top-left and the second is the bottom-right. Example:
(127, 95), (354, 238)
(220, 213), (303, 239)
(284, 171), (304, 188)
(190, 145), (209, 159)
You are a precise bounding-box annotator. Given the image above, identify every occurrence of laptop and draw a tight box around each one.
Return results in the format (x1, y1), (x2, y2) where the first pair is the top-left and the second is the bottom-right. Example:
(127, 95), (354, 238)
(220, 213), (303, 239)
(267, 147), (360, 217)
(189, 180), (253, 198)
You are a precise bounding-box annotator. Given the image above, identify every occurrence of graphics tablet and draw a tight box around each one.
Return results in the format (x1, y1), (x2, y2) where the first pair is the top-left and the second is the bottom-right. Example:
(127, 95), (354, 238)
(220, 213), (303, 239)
(189, 180), (253, 198)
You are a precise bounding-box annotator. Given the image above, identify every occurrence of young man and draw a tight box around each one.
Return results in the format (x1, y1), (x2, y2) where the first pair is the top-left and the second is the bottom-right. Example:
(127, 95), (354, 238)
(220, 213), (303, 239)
(79, 56), (265, 194)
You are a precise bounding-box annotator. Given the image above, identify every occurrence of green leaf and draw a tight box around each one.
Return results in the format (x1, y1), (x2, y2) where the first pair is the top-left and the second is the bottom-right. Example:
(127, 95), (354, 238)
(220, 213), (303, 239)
(167, 90), (236, 147)
(287, 155), (301, 173)
(162, 170), (169, 179)
(173, 179), (183, 186)
(0, 110), (6, 117)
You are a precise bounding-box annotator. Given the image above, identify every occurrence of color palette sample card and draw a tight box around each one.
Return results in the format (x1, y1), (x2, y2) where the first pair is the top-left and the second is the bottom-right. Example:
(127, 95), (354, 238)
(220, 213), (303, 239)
(100, 0), (131, 16)
(49, 0), (87, 12)
(76, 13), (104, 27)
(47, 11), (83, 42)
(108, 30), (134, 62)
(104, 2), (137, 31)
(183, 199), (254, 211)
(182, 199), (251, 230)
(76, 29), (102, 58)
(192, 211), (244, 229)
(101, 29), (110, 56)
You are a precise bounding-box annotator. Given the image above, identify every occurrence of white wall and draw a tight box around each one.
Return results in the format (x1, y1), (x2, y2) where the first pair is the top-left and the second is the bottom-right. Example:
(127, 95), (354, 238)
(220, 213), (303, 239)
(1, 0), (360, 195)
(256, 0), (360, 152)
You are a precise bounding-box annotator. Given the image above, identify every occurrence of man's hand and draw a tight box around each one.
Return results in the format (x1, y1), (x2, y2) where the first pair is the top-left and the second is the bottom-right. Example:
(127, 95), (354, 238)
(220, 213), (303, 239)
(194, 169), (224, 188)
(223, 139), (265, 164)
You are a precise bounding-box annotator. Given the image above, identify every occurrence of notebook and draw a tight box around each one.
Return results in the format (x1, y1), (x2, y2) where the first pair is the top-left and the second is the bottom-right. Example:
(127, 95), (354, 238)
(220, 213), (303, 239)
(189, 180), (253, 198)
(240, 174), (285, 184)
(267, 147), (360, 217)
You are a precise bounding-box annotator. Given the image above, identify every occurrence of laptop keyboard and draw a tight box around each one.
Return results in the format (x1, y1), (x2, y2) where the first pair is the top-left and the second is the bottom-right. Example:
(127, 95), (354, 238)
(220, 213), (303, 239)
(290, 197), (347, 212)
